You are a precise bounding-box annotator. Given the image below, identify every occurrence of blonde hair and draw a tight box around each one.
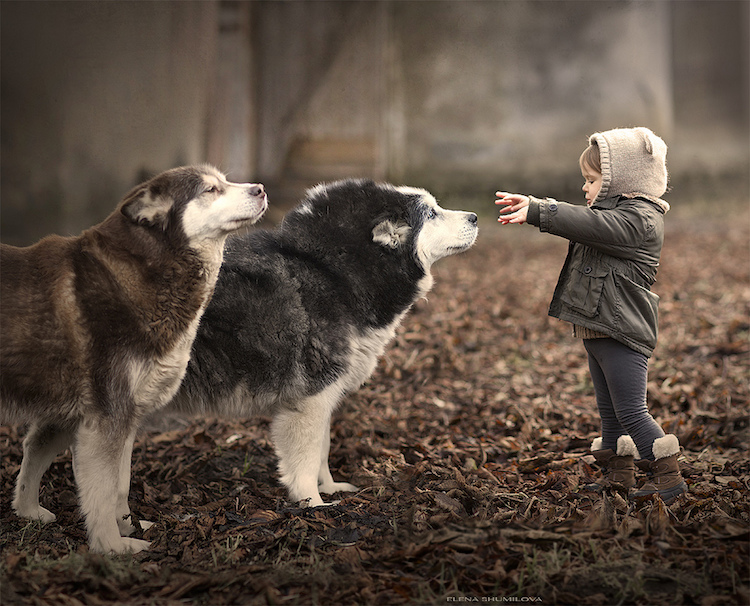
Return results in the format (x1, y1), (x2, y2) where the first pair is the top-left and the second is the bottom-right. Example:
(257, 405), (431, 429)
(579, 142), (601, 174)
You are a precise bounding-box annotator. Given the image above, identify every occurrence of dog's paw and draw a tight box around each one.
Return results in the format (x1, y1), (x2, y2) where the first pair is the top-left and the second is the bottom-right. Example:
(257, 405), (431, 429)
(118, 516), (155, 537)
(14, 504), (57, 524)
(119, 537), (151, 553)
(91, 536), (151, 554)
(117, 516), (135, 537)
(319, 481), (359, 495)
(299, 495), (325, 508)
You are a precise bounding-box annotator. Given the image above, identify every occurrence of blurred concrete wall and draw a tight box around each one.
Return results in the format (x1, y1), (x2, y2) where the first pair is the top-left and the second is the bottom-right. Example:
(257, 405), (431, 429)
(2, 0), (748, 244)
(1, 0), (219, 243)
(387, 0), (675, 193)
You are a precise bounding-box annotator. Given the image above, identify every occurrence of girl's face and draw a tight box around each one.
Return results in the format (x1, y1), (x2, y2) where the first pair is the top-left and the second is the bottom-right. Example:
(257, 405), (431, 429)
(581, 163), (603, 206)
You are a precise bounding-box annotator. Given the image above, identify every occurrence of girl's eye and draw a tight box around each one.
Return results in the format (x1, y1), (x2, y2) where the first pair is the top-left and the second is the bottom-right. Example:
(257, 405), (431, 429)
(206, 186), (218, 194)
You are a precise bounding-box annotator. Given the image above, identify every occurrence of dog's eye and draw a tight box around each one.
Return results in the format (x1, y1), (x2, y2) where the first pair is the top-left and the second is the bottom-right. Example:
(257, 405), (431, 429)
(426, 208), (437, 219)
(205, 186), (219, 194)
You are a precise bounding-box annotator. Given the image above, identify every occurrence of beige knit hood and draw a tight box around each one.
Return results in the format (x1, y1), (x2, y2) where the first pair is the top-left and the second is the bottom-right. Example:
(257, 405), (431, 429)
(590, 127), (670, 212)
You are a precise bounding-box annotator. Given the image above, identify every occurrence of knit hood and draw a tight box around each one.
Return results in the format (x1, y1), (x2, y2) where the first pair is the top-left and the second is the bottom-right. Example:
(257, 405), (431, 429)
(590, 127), (670, 212)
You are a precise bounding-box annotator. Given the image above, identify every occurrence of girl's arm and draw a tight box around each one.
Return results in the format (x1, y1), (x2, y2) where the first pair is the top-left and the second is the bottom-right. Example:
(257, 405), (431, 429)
(496, 192), (660, 260)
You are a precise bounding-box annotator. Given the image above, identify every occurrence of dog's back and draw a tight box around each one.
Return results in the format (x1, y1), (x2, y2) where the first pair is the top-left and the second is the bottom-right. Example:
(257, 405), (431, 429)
(1, 236), (86, 423)
(0, 212), (208, 425)
(174, 230), (354, 417)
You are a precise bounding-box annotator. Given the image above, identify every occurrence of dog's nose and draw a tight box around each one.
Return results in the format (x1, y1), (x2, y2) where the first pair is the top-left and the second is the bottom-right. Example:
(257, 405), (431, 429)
(468, 213), (478, 224)
(249, 184), (265, 197)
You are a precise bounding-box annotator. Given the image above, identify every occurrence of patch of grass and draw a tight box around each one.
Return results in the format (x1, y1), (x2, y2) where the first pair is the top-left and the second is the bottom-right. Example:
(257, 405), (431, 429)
(16, 520), (46, 548)
(18, 547), (145, 587)
(242, 452), (254, 476)
(211, 534), (243, 568)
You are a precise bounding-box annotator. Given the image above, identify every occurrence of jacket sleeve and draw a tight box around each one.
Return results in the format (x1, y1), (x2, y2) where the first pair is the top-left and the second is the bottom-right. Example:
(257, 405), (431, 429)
(527, 196), (656, 259)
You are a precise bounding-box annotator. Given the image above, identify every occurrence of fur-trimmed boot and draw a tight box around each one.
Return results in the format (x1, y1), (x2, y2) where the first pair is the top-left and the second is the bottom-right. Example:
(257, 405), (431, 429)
(633, 434), (687, 504)
(584, 435), (640, 491)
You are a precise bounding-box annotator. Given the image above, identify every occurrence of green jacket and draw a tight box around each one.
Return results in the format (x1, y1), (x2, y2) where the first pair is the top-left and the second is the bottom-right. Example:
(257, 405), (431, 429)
(527, 195), (666, 357)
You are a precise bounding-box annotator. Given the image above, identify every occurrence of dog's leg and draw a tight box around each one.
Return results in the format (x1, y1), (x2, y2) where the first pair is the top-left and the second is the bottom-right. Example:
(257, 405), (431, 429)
(13, 423), (74, 523)
(272, 393), (337, 507)
(317, 416), (358, 496)
(114, 429), (154, 536)
(73, 420), (149, 553)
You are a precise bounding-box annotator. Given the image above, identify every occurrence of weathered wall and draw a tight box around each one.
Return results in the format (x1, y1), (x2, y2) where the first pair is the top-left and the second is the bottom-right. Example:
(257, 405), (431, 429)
(1, 1), (218, 244)
(387, 0), (674, 196)
(249, 0), (748, 202)
(669, 1), (750, 178)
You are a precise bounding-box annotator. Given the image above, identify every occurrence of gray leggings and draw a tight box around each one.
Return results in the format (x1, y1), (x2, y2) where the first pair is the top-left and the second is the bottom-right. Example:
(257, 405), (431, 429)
(584, 338), (664, 460)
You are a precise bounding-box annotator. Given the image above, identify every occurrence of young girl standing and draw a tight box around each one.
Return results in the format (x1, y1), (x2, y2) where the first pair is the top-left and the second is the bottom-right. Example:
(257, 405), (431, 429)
(496, 127), (687, 503)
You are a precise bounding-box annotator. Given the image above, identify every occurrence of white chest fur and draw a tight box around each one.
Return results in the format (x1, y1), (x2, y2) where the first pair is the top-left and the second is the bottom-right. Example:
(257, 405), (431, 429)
(340, 313), (407, 393)
(129, 242), (226, 416)
(127, 314), (203, 416)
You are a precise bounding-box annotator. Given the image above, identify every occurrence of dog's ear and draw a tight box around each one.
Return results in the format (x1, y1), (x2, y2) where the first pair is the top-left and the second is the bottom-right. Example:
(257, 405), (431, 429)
(372, 220), (411, 249)
(121, 186), (172, 228)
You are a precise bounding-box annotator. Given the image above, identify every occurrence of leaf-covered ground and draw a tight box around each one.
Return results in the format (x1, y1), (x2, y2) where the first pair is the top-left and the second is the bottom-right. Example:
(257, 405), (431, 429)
(2, 200), (748, 605)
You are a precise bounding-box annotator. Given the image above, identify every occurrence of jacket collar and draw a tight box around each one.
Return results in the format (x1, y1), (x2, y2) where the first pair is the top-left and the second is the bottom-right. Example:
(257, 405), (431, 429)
(592, 194), (668, 214)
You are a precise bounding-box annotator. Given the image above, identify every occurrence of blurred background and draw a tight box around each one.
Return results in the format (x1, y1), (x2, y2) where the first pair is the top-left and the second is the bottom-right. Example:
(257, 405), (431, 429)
(1, 0), (748, 245)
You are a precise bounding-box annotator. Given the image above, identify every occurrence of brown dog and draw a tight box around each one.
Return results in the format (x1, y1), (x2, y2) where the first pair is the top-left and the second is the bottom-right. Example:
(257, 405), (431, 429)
(1, 165), (267, 553)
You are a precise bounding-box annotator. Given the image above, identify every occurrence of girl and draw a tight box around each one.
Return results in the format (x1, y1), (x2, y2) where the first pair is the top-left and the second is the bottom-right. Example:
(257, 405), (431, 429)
(496, 127), (686, 503)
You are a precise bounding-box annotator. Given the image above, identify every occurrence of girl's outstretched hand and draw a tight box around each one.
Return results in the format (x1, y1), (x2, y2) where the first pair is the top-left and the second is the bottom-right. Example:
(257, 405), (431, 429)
(496, 191), (530, 225)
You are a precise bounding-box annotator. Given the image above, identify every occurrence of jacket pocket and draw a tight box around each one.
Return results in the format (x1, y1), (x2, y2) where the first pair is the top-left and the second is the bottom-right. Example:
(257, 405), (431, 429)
(560, 265), (609, 317)
(614, 273), (659, 348)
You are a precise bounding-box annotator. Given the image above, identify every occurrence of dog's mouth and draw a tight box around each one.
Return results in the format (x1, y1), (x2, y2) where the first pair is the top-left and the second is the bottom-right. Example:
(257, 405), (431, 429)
(230, 195), (268, 228)
(446, 231), (478, 253)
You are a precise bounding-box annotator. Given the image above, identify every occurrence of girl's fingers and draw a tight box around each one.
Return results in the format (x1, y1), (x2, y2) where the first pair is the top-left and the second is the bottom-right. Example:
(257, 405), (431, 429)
(495, 192), (528, 205)
(495, 191), (516, 201)
(496, 191), (528, 224)
(498, 203), (521, 213)
(498, 208), (528, 224)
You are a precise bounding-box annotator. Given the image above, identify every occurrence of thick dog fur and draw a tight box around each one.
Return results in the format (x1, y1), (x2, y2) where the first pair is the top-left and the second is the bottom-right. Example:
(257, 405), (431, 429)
(167, 179), (478, 506)
(1, 165), (267, 553)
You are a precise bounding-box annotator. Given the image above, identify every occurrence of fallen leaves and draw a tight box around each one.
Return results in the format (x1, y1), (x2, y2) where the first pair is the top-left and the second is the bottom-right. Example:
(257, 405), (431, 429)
(1, 206), (748, 605)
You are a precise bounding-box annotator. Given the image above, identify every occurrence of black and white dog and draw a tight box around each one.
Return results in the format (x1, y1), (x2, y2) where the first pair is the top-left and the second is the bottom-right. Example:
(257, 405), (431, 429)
(168, 179), (478, 506)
